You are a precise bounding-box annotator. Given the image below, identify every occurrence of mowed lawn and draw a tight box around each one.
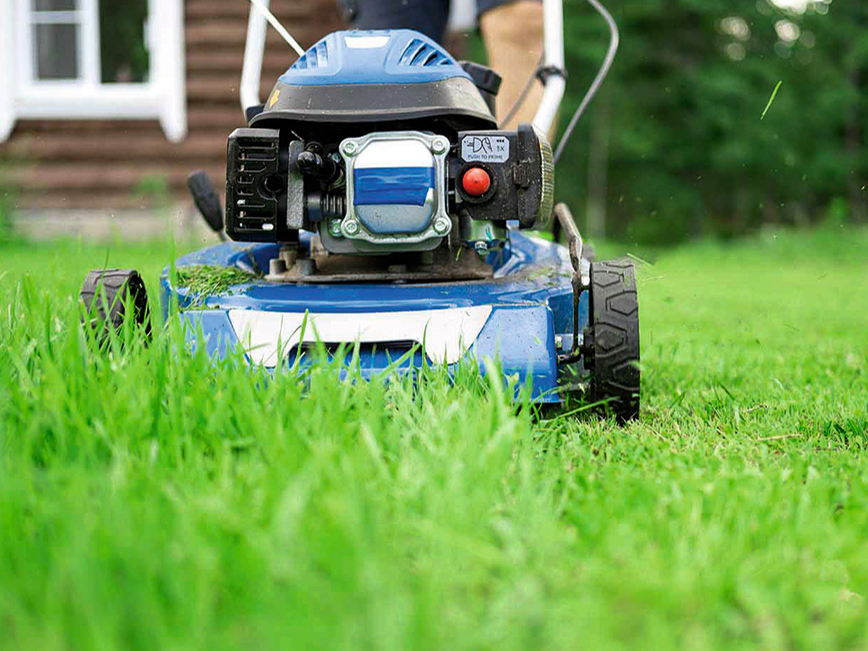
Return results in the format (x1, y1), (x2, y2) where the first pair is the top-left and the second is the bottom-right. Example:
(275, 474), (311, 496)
(0, 227), (867, 651)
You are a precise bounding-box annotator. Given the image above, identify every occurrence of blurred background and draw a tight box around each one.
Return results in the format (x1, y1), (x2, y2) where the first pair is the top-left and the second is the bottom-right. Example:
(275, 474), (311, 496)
(0, 0), (863, 246)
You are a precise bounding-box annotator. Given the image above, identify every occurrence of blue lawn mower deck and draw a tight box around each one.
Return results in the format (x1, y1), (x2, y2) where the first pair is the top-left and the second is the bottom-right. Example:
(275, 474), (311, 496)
(81, 7), (640, 420)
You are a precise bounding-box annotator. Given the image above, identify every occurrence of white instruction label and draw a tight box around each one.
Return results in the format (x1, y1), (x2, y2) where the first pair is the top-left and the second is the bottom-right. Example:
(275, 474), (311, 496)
(461, 135), (510, 163)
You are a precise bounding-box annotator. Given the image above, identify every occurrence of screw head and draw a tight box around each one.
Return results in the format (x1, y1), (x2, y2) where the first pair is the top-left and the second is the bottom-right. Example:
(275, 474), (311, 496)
(328, 219), (343, 237)
(342, 140), (358, 156)
(433, 217), (451, 235)
(343, 220), (360, 236)
(474, 241), (489, 255)
(431, 138), (448, 155)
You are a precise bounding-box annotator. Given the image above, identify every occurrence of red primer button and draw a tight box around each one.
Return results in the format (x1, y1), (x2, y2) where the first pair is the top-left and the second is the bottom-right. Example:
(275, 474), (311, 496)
(462, 167), (491, 197)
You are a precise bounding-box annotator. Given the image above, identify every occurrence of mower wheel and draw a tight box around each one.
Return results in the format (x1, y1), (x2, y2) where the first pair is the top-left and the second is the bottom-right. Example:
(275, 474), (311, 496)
(583, 259), (640, 421)
(80, 269), (151, 339)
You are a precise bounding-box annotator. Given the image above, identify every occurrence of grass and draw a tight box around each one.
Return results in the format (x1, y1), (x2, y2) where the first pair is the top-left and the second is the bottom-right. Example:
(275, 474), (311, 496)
(174, 264), (261, 303)
(1, 227), (867, 650)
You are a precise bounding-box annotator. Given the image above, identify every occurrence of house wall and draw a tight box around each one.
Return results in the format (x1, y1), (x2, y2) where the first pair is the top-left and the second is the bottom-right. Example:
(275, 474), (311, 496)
(0, 0), (346, 211)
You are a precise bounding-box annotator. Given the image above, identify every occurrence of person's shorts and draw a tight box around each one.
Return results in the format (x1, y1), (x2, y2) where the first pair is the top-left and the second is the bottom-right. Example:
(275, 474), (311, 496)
(338, 0), (538, 44)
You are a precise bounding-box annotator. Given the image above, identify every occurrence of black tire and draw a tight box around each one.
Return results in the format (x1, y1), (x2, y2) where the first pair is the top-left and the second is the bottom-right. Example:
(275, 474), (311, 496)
(80, 269), (151, 339)
(583, 259), (640, 421)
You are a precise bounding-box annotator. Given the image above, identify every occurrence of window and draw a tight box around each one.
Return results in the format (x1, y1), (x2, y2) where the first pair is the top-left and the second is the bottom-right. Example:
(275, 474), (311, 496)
(0, 0), (186, 142)
(25, 0), (152, 86)
(98, 1), (150, 84)
(30, 0), (82, 81)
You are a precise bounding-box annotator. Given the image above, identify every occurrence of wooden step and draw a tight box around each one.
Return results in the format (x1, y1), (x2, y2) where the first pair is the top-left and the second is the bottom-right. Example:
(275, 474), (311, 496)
(185, 0), (316, 21)
(6, 133), (228, 163)
(185, 18), (338, 49)
(16, 190), (191, 211)
(185, 25), (332, 49)
(187, 77), (242, 102)
(6, 119), (166, 135)
(184, 64), (291, 87)
(9, 112), (247, 136)
(17, 188), (216, 211)
(186, 21), (249, 48)
(186, 49), (296, 74)
(186, 108), (247, 130)
(15, 163), (226, 192)
(186, 83), (283, 109)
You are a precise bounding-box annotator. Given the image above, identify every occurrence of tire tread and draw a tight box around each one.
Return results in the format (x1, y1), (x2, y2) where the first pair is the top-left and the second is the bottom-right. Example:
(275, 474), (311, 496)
(80, 268), (150, 335)
(584, 259), (640, 421)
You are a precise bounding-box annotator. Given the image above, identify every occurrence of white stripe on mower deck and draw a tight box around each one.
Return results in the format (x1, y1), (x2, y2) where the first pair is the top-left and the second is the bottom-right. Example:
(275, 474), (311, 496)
(227, 306), (493, 367)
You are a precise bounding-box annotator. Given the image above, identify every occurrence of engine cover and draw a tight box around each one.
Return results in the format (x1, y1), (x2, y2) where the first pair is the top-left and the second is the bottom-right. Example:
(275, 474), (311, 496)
(250, 30), (496, 132)
(334, 131), (452, 251)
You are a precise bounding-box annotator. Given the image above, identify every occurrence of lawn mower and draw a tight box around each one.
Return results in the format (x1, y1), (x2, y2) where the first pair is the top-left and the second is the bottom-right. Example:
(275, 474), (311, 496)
(81, 0), (640, 419)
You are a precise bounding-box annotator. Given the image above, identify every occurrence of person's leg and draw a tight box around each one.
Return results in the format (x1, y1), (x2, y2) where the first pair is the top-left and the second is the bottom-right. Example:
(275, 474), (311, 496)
(479, 0), (544, 130)
(338, 0), (451, 44)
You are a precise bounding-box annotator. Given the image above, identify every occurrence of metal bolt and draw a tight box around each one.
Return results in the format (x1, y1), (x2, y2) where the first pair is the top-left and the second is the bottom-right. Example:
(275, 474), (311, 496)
(474, 241), (489, 256)
(343, 219), (360, 236)
(269, 258), (287, 277)
(554, 335), (564, 350)
(329, 152), (342, 164)
(342, 140), (358, 156)
(296, 258), (316, 277)
(328, 219), (343, 237)
(433, 217), (451, 235)
(431, 138), (448, 155)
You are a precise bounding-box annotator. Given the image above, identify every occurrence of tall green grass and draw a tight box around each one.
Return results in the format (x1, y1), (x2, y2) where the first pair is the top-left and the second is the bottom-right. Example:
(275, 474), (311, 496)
(1, 228), (867, 650)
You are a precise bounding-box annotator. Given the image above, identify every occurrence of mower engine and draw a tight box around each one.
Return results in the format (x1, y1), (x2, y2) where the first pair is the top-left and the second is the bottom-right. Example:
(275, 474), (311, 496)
(223, 30), (553, 271)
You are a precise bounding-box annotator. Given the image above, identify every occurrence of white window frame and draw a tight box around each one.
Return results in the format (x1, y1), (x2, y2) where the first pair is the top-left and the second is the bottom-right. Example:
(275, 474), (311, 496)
(0, 0), (186, 143)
